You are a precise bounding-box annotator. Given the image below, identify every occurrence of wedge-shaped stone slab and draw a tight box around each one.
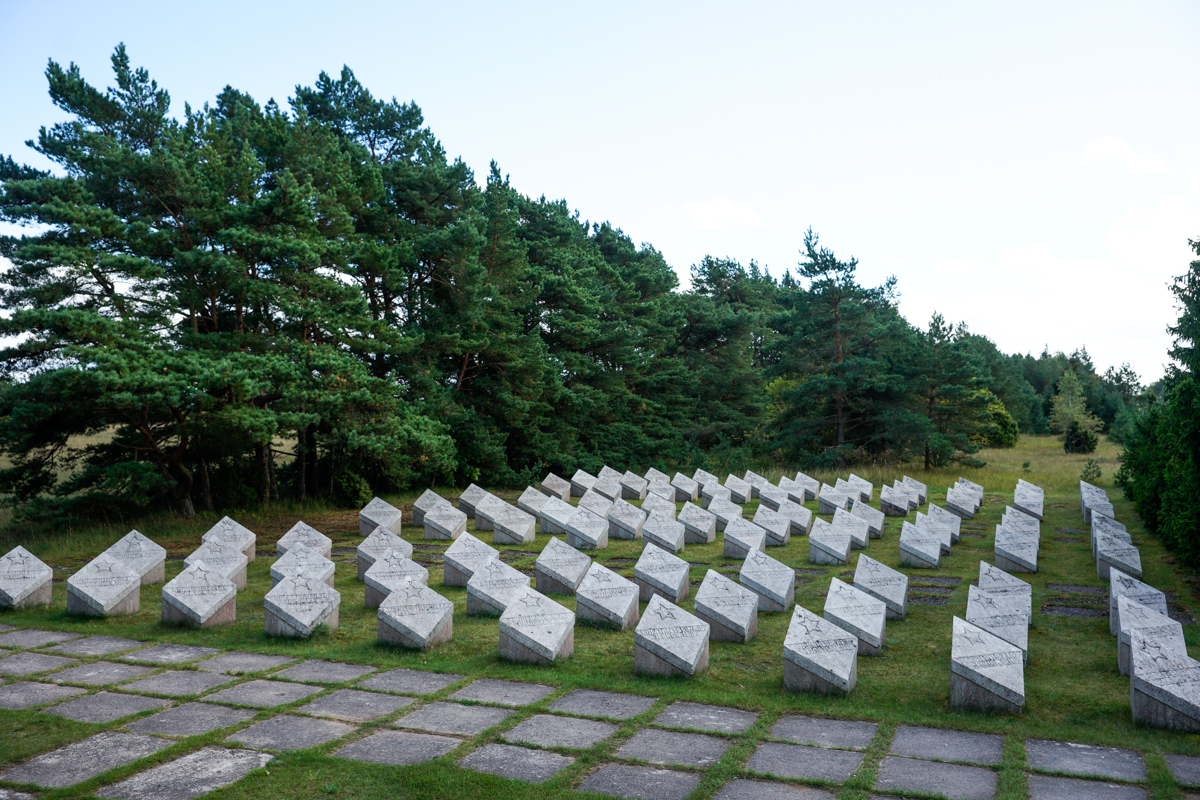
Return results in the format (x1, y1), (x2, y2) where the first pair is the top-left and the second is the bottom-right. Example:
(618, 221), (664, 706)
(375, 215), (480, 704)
(646, 478), (674, 501)
(707, 497), (744, 532)
(46, 636), (143, 657)
(966, 585), (1029, 664)
(457, 483), (490, 518)
(127, 702), (257, 736)
(979, 561), (1032, 611)
(0, 546), (52, 609)
(809, 519), (851, 566)
(493, 502), (537, 545)
(517, 486), (550, 520)
(716, 475), (748, 505)
(124, 670), (233, 696)
(724, 517), (767, 559)
(579, 764), (701, 800)
(642, 491), (676, 519)
(958, 477), (984, 503)
(538, 496), (577, 536)
(743, 470), (770, 496)
(162, 560), (237, 628)
(540, 472), (572, 501)
(360, 496), (403, 537)
(847, 473), (874, 502)
(776, 499), (813, 537)
(818, 485), (851, 515)
(758, 485), (788, 511)
(378, 579), (453, 650)
(995, 528), (1038, 573)
(122, 643), (220, 664)
(579, 488), (615, 517)
(753, 506), (792, 547)
(264, 574), (340, 638)
(276, 521), (332, 559)
(796, 472), (821, 500)
(298, 688), (414, 721)
(0, 652), (76, 675)
(608, 498), (647, 540)
(678, 502), (717, 544)
(1129, 632), (1200, 731)
(67, 553), (140, 617)
(566, 508), (609, 550)
(928, 503), (963, 541)
(356, 526), (411, 579)
(1117, 596), (1185, 676)
(499, 587), (575, 664)
(671, 472), (700, 502)
(950, 616), (1024, 713)
(185, 540), (248, 590)
(694, 569), (758, 642)
(413, 488), (450, 526)
(854, 554), (907, 619)
(202, 516), (256, 562)
(472, 492), (507, 532)
(504, 714), (618, 748)
(850, 502), (885, 539)
(783, 605), (857, 696)
(1098, 536), (1142, 580)
(741, 550), (795, 612)
(364, 549), (429, 608)
(0, 681), (84, 709)
(945, 487), (976, 519)
(917, 512), (954, 551)
(466, 558), (530, 616)
(269, 543), (334, 588)
(635, 595), (710, 677)
(643, 512), (686, 553)
(534, 536), (591, 595)
(777, 477), (807, 506)
(227, 714), (354, 750)
(620, 470), (650, 501)
(46, 690), (170, 722)
(899, 522), (940, 569)
(577, 561), (640, 630)
(549, 688), (656, 719)
(824, 578), (886, 655)
(0, 731), (169, 789)
(398, 702), (512, 733)
(104, 530), (166, 585)
(833, 507), (869, 549)
(442, 531), (498, 587)
(423, 503), (466, 540)
(359, 667), (464, 695)
(701, 483), (733, 509)
(645, 466), (672, 484)
(1002, 506), (1040, 534)
(880, 485), (909, 516)
(1110, 569), (1168, 636)
(635, 542), (690, 603)
(570, 469), (597, 497)
(96, 746), (273, 800)
(593, 475), (623, 500)
(894, 482), (920, 511)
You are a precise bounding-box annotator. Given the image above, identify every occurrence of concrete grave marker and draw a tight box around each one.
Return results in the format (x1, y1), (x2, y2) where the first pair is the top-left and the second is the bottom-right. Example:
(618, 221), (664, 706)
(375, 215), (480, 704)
(694, 569), (758, 642)
(833, 507), (869, 550)
(570, 469), (596, 497)
(642, 512), (686, 553)
(185, 540), (248, 590)
(752, 506), (792, 547)
(927, 504), (962, 542)
(819, 484), (852, 515)
(1129, 629), (1200, 731)
(776, 499), (815, 536)
(277, 521), (332, 558)
(853, 554), (908, 619)
(645, 466), (672, 484)
(357, 526), (412, 580)
(457, 483), (490, 518)
(539, 473), (572, 502)
(891, 481), (919, 511)
(958, 477), (984, 505)
(995, 527), (1038, 573)
(565, 508), (609, 550)
(202, 517), (256, 562)
(1110, 569), (1169, 636)
(899, 522), (940, 569)
(678, 502), (717, 544)
(360, 496), (403, 537)
(161, 561), (237, 628)
(634, 543), (689, 603)
(757, 484), (787, 512)
(443, 532), (499, 587)
(1014, 480), (1044, 521)
(692, 468), (720, 489)
(723, 517), (767, 559)
(466, 558), (531, 616)
(902, 475), (928, 504)
(472, 492), (507, 532)
(979, 562), (1033, 628)
(579, 488), (615, 518)
(707, 497), (744, 532)
(264, 574), (340, 638)
(1092, 513), (1130, 559)
(823, 578), (887, 655)
(517, 486), (550, 522)
(364, 549), (429, 608)
(634, 595), (710, 678)
(492, 503), (537, 545)
(270, 543), (335, 588)
(915, 512), (953, 551)
(808, 518), (851, 566)
(835, 477), (858, 501)
(641, 492), (676, 520)
(724, 474), (752, 504)
(783, 605), (858, 696)
(848, 474), (874, 503)
(671, 472), (700, 502)
(499, 588), (575, 664)
(576, 561), (639, 630)
(67, 553), (140, 617)
(1098, 536), (1142, 580)
(424, 503), (467, 541)
(104, 530), (166, 585)
(740, 550), (795, 612)
(645, 479), (675, 502)
(620, 471), (649, 501)
(607, 498), (647, 540)
(1001, 506), (1040, 534)
(879, 485), (908, 516)
(966, 585), (1029, 664)
(535, 536), (593, 595)
(1118, 596), (1185, 676)
(743, 470), (770, 499)
(378, 580), (454, 650)
(598, 465), (623, 482)
(413, 489), (450, 527)
(950, 616), (1024, 713)
(699, 483), (732, 509)
(794, 472), (820, 501)
(538, 496), (577, 536)
(0, 546), (52, 609)
(592, 474), (623, 501)
(945, 486), (976, 519)
(850, 502), (885, 539)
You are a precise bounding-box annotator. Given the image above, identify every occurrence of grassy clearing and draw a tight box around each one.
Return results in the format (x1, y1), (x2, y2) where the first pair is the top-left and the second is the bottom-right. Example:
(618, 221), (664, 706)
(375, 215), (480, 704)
(0, 435), (1195, 800)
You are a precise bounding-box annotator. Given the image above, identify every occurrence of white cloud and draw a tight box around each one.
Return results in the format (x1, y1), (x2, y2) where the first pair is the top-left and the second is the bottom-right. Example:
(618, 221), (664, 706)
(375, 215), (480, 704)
(1105, 195), (1199, 268)
(1080, 135), (1169, 175)
(686, 199), (763, 229)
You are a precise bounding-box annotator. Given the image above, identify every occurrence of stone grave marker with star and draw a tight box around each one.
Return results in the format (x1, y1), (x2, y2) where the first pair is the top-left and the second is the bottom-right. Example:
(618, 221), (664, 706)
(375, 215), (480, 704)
(966, 585), (1029, 664)
(413, 488), (451, 527)
(642, 512), (686, 553)
(853, 554), (907, 619)
(783, 605), (858, 696)
(377, 579), (454, 650)
(565, 508), (609, 551)
(707, 497), (744, 532)
(277, 521), (333, 558)
(535, 536), (593, 595)
(620, 470), (649, 501)
(995, 526), (1038, 574)
(634, 594), (710, 677)
(694, 569), (758, 643)
(423, 503), (467, 541)
(1098, 535), (1142, 581)
(641, 491), (676, 520)
(263, 572), (340, 638)
(201, 516), (257, 561)
(104, 530), (167, 585)
(443, 532), (499, 587)
(898, 522), (940, 569)
(364, 548), (429, 608)
(356, 526), (412, 580)
(472, 492), (508, 533)
(927, 503), (962, 542)
(634, 543), (689, 603)
(570, 469), (597, 497)
(808, 518), (851, 566)
(678, 502), (717, 545)
(185, 540), (249, 590)
(832, 507), (869, 550)
(1110, 569), (1168, 637)
(499, 587), (575, 664)
(723, 517), (767, 560)
(1117, 596), (1185, 677)
(539, 472), (572, 502)
(466, 558), (531, 616)
(457, 483), (491, 519)
(607, 498), (647, 541)
(879, 485), (909, 517)
(823, 577), (887, 656)
(1129, 628), (1200, 731)
(915, 511), (954, 551)
(161, 560), (237, 628)
(67, 553), (141, 616)
(739, 550), (795, 613)
(0, 546), (52, 609)
(670, 472), (700, 502)
(575, 561), (640, 631)
(979, 562), (1033, 628)
(270, 543), (335, 588)
(724, 474), (752, 504)
(950, 616), (1024, 713)
(752, 506), (792, 547)
(359, 496), (403, 537)
(850, 502), (884, 539)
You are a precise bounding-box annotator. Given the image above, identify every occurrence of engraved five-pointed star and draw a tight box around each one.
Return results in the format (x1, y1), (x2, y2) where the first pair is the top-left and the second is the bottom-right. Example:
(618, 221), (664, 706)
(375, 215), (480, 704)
(1117, 576), (1136, 590)
(400, 583), (426, 600)
(483, 560), (506, 576)
(651, 605), (678, 622)
(963, 629), (987, 647)
(518, 594), (544, 609)
(795, 615), (822, 637)
(592, 570), (613, 584)
(1127, 605), (1151, 622)
(192, 565), (214, 583)
(5, 551), (31, 569)
(95, 558), (117, 573)
(384, 552), (408, 568)
(978, 595), (1000, 610)
(860, 559), (882, 575)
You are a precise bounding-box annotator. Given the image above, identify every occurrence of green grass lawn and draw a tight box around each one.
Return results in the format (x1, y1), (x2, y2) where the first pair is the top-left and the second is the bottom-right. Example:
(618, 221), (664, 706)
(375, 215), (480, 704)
(0, 434), (1196, 800)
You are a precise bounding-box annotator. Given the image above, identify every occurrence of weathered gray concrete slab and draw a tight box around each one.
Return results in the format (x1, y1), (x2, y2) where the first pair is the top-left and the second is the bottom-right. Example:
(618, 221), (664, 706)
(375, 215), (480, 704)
(608, 498), (647, 540)
(67, 553), (140, 617)
(770, 715), (877, 750)
(459, 742), (575, 783)
(548, 688), (657, 719)
(466, 558), (531, 616)
(96, 746), (273, 800)
(753, 506), (792, 547)
(634, 544), (689, 604)
(1165, 752), (1200, 787)
(875, 756), (998, 800)
(966, 585), (1030, 664)
(52, 661), (153, 686)
(1025, 738), (1146, 781)
(194, 650), (297, 674)
(493, 503), (537, 545)
(723, 518), (767, 560)
(378, 580), (454, 650)
(202, 516), (257, 562)
(950, 617), (1024, 714)
(617, 728), (730, 768)
(654, 701), (758, 733)
(394, 700), (514, 734)
(642, 513), (686, 553)
(890, 725), (1004, 764)
(854, 554), (907, 619)
(1110, 569), (1169, 636)
(127, 702), (256, 737)
(45, 690), (170, 722)
(634, 596), (709, 678)
(334, 730), (460, 766)
(364, 549), (429, 608)
(808, 519), (850, 566)
(263, 573), (340, 638)
(0, 681), (85, 708)
(356, 525), (411, 579)
(565, 507), (610, 550)
(122, 643), (221, 665)
(449, 677), (554, 706)
(499, 588), (575, 665)
(0, 652), (75, 675)
(536, 536), (593, 595)
(540, 472), (572, 501)
(297, 688), (414, 721)
(570, 469), (597, 497)
(104, 530), (166, 585)
(443, 531), (498, 587)
(227, 714), (355, 750)
(714, 779), (835, 800)
(503, 714), (618, 748)
(577, 561), (640, 631)
(747, 742), (863, 782)
(185, 540), (248, 589)
(740, 550), (795, 612)
(1026, 775), (1147, 800)
(577, 764), (701, 800)
(424, 504), (467, 540)
(694, 569), (758, 643)
(0, 629), (82, 648)
(276, 521), (332, 559)
(44, 635), (143, 657)
(162, 560), (237, 628)
(641, 491), (677, 520)
(783, 606), (857, 696)
(202, 679), (322, 708)
(0, 731), (169, 788)
(359, 667), (464, 695)
(270, 543), (335, 588)
(124, 670), (236, 696)
(275, 659), (375, 684)
(823, 578), (886, 655)
(413, 488), (451, 526)
(678, 502), (717, 544)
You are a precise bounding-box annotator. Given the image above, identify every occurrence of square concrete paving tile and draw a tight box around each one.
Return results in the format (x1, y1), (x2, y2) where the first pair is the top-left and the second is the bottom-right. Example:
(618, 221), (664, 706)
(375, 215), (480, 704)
(0, 652), (76, 675)
(297, 689), (414, 722)
(1027, 775), (1147, 799)
(549, 689), (657, 720)
(0, 629), (81, 649)
(876, 757), (997, 800)
(747, 742), (863, 782)
(0, 681), (85, 709)
(96, 745), (273, 800)
(770, 716), (877, 751)
(121, 644), (221, 665)
(617, 729), (731, 768)
(335, 730), (461, 766)
(394, 701), (513, 735)
(126, 702), (257, 737)
(1167, 754), (1200, 788)
(202, 679), (322, 708)
(122, 670), (235, 697)
(0, 623), (12, 632)
(274, 660), (375, 684)
(459, 743), (575, 783)
(357, 667), (465, 695)
(577, 764), (702, 800)
(44, 690), (170, 723)
(449, 678), (555, 707)
(52, 661), (153, 686)
(0, 731), (170, 788)
(1026, 739), (1147, 782)
(43, 636), (144, 657)
(654, 701), (758, 734)
(503, 714), (618, 749)
(196, 652), (295, 675)
(0, 788), (33, 799)
(714, 779), (836, 800)
(891, 725), (1005, 765)
(228, 714), (355, 751)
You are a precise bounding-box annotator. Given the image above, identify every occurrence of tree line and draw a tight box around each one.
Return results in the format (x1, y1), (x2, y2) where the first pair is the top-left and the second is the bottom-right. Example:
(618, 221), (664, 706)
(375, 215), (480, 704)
(0, 47), (1149, 522)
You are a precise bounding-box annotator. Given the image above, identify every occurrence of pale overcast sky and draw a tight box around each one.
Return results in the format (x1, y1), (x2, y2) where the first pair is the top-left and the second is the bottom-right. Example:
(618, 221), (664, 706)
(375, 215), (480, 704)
(1, 1), (1196, 382)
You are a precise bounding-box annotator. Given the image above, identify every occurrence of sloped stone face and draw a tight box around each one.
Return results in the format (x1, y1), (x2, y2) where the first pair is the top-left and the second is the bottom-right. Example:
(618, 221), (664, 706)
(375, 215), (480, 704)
(723, 474), (752, 504)
(570, 469), (597, 497)
(0, 546), (52, 608)
(1098, 536), (1142, 580)
(607, 499), (647, 540)
(950, 616), (1024, 713)
(832, 508), (869, 550)
(1130, 629), (1200, 731)
(202, 516), (256, 561)
(995, 527), (1038, 573)
(378, 581), (454, 650)
(739, 550), (794, 613)
(576, 562), (639, 631)
(670, 473), (699, 502)
(264, 574), (340, 638)
(579, 489), (615, 518)
(517, 486), (550, 520)
(634, 595), (710, 677)
(277, 522), (333, 558)
(364, 549), (429, 608)
(540, 473), (572, 501)
(104, 530), (166, 585)
(360, 496), (403, 536)
(927, 504), (962, 541)
(535, 537), (592, 595)
(443, 533), (499, 587)
(185, 540), (248, 590)
(899, 522), (940, 569)
(1117, 596), (1185, 676)
(723, 518), (767, 560)
(161, 561), (237, 627)
(880, 485), (908, 516)
(752, 506), (791, 547)
(634, 544), (690, 604)
(270, 544), (335, 588)
(823, 578), (886, 655)
(473, 493), (507, 532)
(492, 504), (537, 545)
(1110, 569), (1168, 636)
(458, 483), (491, 518)
(678, 503), (716, 544)
(357, 527), (412, 579)
(642, 514), (686, 553)
(783, 605), (857, 696)
(566, 508), (609, 550)
(620, 471), (649, 501)
(809, 520), (850, 566)
(694, 569), (757, 642)
(499, 588), (574, 664)
(67, 553), (140, 617)
(706, 498), (744, 532)
(850, 503), (884, 538)
(466, 559), (531, 616)
(964, 586), (1029, 663)
(413, 489), (450, 526)
(775, 500), (812, 537)
(538, 497), (577, 536)
(424, 505), (467, 541)
(853, 554), (907, 619)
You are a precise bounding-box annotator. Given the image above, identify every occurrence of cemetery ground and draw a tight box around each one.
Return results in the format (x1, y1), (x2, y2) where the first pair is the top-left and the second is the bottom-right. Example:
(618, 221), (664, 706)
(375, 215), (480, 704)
(0, 436), (1196, 799)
